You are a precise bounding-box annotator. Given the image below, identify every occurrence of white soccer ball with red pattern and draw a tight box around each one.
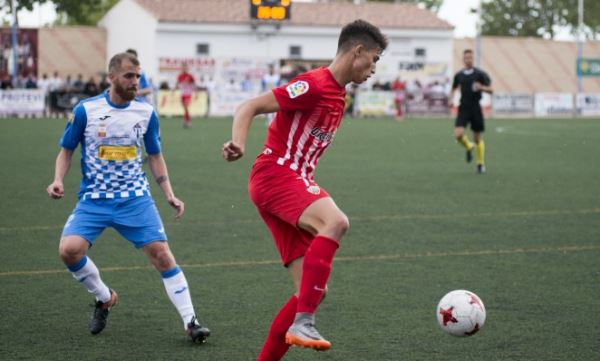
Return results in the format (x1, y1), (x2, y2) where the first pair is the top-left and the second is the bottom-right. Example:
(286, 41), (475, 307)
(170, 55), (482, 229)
(436, 290), (486, 337)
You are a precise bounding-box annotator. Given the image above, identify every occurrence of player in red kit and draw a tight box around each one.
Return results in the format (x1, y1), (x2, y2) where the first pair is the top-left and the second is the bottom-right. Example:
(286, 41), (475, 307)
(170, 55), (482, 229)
(177, 63), (195, 128)
(222, 20), (388, 360)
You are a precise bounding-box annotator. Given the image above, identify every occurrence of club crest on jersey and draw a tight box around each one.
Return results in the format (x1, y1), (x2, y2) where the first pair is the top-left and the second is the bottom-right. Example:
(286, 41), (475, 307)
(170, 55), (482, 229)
(98, 123), (107, 138)
(133, 122), (143, 138)
(286, 81), (309, 99)
(307, 185), (321, 195)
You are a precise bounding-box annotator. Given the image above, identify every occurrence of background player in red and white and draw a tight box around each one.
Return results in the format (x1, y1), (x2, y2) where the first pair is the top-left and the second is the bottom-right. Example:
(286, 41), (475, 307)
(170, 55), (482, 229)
(222, 19), (388, 360)
(177, 63), (196, 128)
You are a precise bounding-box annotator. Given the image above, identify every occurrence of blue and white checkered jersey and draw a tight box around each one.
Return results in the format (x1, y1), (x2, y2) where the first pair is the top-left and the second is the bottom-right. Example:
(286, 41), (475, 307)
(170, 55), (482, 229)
(60, 91), (161, 200)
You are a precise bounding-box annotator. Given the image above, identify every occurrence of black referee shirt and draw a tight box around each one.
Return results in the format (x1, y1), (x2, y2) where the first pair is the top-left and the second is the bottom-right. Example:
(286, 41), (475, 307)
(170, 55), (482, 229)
(452, 67), (491, 106)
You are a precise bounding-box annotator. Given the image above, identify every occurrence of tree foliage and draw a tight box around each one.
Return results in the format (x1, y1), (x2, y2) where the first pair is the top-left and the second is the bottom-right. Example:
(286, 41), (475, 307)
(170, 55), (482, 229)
(0, 0), (118, 26)
(53, 0), (119, 25)
(481, 0), (600, 39)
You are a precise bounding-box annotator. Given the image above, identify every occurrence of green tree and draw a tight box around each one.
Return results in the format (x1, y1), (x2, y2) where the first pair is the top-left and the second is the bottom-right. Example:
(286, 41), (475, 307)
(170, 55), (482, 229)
(481, 0), (600, 39)
(0, 0), (118, 26)
(53, 0), (119, 25)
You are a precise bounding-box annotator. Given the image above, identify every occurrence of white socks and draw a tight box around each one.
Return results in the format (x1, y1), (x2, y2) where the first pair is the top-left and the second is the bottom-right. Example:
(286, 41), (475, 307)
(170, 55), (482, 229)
(67, 256), (111, 303)
(161, 266), (196, 329)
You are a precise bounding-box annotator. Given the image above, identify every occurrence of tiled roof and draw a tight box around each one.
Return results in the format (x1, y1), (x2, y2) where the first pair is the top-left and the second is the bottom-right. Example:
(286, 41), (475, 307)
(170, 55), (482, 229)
(135, 0), (453, 30)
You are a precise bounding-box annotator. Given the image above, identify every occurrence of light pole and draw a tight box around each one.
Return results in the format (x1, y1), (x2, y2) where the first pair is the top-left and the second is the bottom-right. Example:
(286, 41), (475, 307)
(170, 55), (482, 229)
(576, 0), (584, 93)
(11, 0), (17, 86)
(475, 0), (482, 68)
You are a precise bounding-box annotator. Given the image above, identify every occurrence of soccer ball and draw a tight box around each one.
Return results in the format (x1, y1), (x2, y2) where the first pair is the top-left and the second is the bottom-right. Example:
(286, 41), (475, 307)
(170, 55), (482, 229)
(436, 290), (486, 337)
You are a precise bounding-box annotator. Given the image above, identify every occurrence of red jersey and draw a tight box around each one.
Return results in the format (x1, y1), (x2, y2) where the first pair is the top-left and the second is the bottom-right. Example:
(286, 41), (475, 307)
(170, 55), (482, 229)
(258, 67), (346, 180)
(177, 72), (195, 96)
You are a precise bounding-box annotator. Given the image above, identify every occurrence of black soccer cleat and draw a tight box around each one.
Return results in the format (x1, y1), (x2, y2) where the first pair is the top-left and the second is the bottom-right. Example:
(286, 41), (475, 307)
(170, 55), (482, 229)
(89, 289), (118, 335)
(466, 146), (474, 163)
(476, 164), (486, 174)
(187, 316), (210, 343)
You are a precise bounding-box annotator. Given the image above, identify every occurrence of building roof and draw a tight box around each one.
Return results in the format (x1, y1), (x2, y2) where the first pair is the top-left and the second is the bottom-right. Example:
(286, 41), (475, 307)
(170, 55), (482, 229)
(134, 0), (452, 30)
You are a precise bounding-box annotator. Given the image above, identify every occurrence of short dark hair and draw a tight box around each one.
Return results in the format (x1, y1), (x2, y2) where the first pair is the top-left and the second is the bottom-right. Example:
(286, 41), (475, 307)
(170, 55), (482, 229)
(463, 49), (473, 55)
(108, 52), (139, 74)
(125, 48), (138, 57)
(337, 19), (388, 53)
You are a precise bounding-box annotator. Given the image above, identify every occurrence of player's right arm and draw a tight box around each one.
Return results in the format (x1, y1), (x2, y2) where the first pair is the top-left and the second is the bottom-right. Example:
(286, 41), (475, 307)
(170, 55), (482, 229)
(47, 104), (86, 199)
(47, 148), (74, 199)
(222, 91), (280, 162)
(448, 73), (460, 108)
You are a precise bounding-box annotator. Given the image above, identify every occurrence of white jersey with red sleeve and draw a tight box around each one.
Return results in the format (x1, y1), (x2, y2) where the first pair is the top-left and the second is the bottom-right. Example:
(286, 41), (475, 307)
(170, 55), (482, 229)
(257, 67), (346, 180)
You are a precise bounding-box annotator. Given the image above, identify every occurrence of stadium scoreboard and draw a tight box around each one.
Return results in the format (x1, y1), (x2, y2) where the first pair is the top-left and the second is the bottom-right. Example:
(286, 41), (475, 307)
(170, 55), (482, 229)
(250, 0), (291, 21)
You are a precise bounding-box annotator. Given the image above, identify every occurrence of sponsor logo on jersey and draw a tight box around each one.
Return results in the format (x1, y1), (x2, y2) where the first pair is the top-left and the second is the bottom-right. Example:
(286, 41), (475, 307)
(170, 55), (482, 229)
(99, 115), (111, 121)
(98, 145), (137, 161)
(307, 185), (321, 195)
(286, 81), (309, 99)
(310, 127), (335, 142)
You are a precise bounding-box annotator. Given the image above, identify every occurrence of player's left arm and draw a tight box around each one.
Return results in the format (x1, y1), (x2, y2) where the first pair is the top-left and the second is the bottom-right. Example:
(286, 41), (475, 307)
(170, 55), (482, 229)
(474, 72), (493, 94)
(147, 153), (184, 219)
(144, 111), (184, 219)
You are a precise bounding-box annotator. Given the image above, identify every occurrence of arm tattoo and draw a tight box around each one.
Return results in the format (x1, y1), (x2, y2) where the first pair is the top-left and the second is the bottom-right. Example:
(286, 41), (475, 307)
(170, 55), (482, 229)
(156, 175), (168, 185)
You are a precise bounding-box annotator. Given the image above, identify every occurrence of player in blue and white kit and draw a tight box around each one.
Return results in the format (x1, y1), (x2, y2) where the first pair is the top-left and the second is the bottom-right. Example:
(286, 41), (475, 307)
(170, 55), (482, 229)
(46, 52), (210, 342)
(126, 48), (154, 104)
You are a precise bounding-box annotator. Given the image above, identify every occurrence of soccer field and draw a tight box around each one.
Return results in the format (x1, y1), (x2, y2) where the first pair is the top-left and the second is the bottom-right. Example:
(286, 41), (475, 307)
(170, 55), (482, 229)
(1, 116), (599, 360)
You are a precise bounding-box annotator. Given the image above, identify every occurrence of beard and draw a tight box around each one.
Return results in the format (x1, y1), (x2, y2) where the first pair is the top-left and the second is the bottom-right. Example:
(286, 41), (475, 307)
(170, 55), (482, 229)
(113, 81), (137, 101)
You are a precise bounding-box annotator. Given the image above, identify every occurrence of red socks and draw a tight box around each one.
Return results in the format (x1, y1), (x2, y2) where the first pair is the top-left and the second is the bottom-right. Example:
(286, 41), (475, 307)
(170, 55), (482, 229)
(257, 236), (339, 360)
(257, 295), (298, 361)
(297, 235), (339, 314)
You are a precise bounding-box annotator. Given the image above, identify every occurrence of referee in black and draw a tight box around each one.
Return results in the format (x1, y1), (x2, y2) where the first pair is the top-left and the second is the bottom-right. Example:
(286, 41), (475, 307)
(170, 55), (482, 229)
(449, 49), (493, 174)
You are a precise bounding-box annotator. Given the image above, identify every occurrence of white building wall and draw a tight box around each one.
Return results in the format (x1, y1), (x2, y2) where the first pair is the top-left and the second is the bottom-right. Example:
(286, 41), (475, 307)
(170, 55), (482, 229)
(153, 22), (453, 82)
(98, 0), (158, 76)
(100, 4), (453, 83)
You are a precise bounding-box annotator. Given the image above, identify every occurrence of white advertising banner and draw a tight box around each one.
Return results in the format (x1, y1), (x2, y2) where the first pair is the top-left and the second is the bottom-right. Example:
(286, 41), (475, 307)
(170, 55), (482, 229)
(0, 89), (45, 116)
(534, 93), (573, 117)
(356, 91), (396, 116)
(576, 93), (600, 116)
(209, 89), (256, 117)
(492, 93), (533, 115)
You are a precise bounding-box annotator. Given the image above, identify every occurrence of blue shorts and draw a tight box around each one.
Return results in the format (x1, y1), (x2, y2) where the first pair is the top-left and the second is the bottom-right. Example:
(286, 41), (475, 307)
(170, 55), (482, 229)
(62, 196), (168, 248)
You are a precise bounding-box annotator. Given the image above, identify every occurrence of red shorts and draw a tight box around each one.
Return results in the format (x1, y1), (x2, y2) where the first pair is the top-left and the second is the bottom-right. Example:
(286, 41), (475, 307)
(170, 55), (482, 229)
(181, 95), (192, 106)
(248, 158), (330, 266)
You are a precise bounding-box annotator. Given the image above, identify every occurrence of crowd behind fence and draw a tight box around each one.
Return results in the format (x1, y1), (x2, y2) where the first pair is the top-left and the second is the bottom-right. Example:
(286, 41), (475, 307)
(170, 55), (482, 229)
(1, 73), (599, 119)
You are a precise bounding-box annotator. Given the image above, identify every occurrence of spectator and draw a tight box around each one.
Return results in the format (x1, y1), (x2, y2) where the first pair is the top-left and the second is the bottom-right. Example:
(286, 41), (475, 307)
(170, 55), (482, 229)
(38, 73), (50, 91)
(49, 71), (63, 92)
(15, 73), (27, 88)
(72, 74), (84, 92)
(1, 73), (13, 89)
(25, 73), (37, 89)
(98, 74), (110, 92)
(63, 74), (73, 92)
(372, 79), (384, 90)
(159, 81), (170, 90)
(83, 76), (99, 96)
(38, 73), (51, 116)
(240, 74), (253, 92)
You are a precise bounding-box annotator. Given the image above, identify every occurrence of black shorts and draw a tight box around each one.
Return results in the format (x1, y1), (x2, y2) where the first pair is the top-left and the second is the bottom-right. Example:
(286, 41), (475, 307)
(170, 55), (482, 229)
(455, 104), (485, 132)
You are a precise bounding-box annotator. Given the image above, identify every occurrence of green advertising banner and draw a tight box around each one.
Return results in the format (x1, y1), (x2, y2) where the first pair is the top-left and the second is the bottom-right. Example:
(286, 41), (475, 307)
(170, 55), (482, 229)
(577, 58), (600, 77)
